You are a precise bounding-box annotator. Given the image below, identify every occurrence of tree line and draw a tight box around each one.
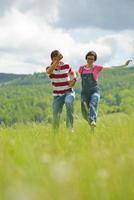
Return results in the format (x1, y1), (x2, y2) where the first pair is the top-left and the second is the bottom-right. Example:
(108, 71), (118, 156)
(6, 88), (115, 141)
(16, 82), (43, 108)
(0, 67), (134, 126)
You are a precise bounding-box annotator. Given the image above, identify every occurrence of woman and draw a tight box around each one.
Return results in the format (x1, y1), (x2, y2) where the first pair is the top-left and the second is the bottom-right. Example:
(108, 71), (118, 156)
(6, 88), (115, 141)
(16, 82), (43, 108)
(78, 51), (132, 128)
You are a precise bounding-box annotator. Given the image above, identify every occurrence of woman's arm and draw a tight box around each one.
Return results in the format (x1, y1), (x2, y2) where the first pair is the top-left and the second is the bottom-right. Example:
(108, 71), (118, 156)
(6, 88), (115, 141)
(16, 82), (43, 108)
(103, 60), (132, 70)
(68, 69), (77, 87)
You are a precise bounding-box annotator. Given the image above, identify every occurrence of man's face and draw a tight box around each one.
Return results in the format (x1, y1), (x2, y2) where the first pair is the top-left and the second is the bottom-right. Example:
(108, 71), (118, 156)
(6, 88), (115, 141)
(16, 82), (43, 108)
(53, 52), (63, 61)
(58, 52), (63, 60)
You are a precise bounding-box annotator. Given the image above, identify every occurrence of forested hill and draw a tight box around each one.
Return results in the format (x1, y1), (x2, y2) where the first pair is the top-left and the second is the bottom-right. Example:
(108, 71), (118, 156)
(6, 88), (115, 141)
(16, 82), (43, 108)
(0, 72), (49, 85)
(0, 66), (134, 86)
(0, 67), (134, 126)
(99, 66), (134, 90)
(0, 73), (26, 83)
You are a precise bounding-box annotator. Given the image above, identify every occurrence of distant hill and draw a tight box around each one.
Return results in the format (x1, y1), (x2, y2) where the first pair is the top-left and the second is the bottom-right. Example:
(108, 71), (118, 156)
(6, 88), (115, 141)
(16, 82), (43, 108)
(0, 73), (26, 83)
(0, 72), (49, 85)
(0, 67), (134, 126)
(99, 66), (134, 91)
(0, 66), (134, 86)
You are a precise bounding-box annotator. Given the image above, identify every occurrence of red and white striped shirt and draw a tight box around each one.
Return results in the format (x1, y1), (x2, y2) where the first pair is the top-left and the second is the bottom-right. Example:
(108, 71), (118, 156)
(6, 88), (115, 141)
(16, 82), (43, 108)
(46, 62), (74, 96)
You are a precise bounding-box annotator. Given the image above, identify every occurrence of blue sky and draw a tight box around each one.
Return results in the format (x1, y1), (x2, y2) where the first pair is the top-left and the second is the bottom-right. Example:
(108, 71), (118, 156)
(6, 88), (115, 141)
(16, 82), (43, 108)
(0, 0), (133, 74)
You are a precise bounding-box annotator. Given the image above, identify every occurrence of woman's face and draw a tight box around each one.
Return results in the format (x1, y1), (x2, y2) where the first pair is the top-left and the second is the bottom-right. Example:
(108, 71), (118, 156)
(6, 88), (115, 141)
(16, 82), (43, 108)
(86, 55), (95, 65)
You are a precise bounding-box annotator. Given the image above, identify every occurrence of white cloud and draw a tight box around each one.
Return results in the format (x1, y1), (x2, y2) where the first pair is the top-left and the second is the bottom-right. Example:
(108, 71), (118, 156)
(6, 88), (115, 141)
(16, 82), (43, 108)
(0, 8), (133, 74)
(0, 53), (38, 74)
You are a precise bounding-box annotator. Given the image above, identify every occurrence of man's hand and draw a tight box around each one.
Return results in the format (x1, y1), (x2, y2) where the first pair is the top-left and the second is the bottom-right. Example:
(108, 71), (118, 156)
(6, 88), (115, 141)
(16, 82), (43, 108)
(125, 60), (132, 66)
(56, 53), (63, 61)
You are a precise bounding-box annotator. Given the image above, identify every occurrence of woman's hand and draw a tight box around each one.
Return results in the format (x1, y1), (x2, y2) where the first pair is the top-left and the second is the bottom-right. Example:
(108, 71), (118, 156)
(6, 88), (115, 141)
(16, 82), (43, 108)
(69, 79), (77, 87)
(125, 60), (132, 66)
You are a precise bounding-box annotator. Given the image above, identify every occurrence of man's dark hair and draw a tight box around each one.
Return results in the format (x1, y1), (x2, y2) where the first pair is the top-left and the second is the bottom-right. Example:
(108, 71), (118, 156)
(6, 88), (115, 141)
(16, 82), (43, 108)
(50, 50), (59, 60)
(85, 51), (97, 61)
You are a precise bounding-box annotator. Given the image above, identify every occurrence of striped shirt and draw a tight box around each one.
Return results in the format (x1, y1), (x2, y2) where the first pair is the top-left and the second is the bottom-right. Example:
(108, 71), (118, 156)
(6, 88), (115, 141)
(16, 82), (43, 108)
(46, 62), (74, 96)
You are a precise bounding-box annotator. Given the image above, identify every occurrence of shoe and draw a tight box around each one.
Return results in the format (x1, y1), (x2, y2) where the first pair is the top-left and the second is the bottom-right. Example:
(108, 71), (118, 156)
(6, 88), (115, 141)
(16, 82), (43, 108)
(71, 129), (74, 133)
(90, 121), (96, 127)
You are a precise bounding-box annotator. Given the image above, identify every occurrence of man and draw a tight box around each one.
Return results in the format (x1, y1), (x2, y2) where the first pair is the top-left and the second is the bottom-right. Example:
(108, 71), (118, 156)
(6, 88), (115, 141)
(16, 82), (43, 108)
(46, 50), (77, 131)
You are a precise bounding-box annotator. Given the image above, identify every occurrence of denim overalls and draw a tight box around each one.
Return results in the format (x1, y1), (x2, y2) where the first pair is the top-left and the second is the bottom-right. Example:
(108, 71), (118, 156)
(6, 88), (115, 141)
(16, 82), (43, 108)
(81, 68), (100, 123)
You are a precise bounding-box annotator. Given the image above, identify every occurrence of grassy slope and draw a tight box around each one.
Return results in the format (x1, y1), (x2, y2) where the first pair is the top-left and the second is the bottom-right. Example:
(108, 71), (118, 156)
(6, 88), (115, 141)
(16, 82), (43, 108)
(0, 113), (134, 200)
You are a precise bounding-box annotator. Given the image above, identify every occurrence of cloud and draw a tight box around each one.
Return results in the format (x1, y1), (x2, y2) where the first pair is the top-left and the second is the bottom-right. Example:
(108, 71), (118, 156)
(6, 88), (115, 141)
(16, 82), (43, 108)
(0, 0), (14, 15)
(0, 9), (77, 73)
(0, 0), (60, 23)
(15, 0), (60, 23)
(0, 1), (133, 74)
(0, 0), (134, 30)
(56, 0), (134, 30)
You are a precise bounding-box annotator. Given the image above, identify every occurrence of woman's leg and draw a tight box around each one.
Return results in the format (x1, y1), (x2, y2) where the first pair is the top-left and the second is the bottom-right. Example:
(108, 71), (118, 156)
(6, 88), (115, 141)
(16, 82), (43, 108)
(88, 92), (100, 124)
(81, 94), (89, 121)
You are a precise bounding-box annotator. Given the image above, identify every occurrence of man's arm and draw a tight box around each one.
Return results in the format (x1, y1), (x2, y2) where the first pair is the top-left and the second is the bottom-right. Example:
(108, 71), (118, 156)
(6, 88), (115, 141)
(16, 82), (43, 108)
(104, 60), (132, 70)
(46, 60), (59, 75)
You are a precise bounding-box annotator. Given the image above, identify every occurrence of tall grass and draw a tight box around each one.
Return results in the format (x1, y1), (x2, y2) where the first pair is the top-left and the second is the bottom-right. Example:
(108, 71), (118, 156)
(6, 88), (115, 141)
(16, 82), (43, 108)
(0, 113), (134, 200)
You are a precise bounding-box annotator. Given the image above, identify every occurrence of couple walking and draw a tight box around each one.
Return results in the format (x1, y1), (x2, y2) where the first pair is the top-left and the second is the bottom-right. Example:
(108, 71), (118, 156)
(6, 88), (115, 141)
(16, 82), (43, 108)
(46, 50), (132, 131)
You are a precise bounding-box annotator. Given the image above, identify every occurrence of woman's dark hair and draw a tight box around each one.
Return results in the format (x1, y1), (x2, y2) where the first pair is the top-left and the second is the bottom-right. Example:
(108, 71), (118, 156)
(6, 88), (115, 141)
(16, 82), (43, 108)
(85, 51), (97, 61)
(50, 50), (59, 59)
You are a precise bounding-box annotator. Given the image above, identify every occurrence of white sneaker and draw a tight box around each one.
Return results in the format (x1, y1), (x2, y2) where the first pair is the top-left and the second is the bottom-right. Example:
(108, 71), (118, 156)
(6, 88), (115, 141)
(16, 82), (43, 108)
(90, 121), (96, 127)
(71, 128), (74, 133)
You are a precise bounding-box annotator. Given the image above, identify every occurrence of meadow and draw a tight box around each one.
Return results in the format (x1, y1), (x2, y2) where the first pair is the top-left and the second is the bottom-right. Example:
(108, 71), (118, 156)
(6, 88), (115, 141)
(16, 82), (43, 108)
(0, 68), (134, 200)
(0, 113), (134, 200)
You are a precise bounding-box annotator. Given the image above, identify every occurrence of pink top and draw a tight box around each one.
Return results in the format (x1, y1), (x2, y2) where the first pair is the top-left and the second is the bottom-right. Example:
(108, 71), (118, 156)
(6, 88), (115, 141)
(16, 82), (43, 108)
(78, 65), (103, 81)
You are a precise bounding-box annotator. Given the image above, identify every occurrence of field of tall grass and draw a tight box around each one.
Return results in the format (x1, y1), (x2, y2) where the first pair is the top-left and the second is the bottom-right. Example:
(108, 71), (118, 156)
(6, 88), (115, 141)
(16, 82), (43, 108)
(0, 113), (134, 200)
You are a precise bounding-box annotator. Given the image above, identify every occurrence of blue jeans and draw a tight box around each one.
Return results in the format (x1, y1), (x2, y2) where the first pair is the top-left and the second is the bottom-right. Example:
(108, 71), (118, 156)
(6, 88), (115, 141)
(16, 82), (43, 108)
(81, 92), (100, 123)
(52, 91), (75, 129)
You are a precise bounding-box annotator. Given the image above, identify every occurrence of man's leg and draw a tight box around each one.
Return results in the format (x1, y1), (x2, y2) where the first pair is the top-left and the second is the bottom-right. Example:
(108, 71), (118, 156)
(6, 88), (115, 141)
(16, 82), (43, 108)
(52, 96), (64, 130)
(65, 91), (75, 128)
(88, 92), (100, 124)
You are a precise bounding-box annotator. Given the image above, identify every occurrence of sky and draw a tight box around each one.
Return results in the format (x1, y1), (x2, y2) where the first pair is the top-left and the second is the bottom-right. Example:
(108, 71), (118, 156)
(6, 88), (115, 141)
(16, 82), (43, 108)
(0, 0), (134, 74)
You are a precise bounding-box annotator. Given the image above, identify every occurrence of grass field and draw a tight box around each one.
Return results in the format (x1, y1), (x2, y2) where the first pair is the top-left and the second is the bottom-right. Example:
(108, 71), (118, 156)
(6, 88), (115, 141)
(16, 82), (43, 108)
(0, 113), (134, 200)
